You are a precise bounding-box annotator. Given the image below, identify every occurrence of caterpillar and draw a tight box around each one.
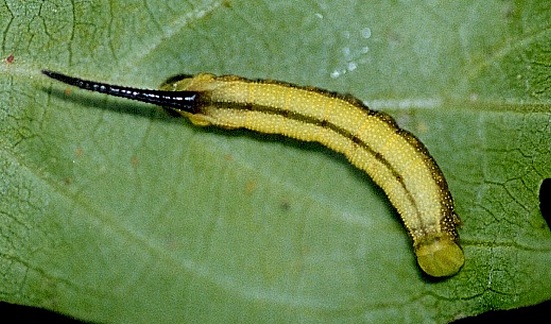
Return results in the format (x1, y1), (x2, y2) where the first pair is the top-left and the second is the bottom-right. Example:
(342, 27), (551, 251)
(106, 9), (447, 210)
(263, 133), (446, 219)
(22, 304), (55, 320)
(42, 70), (464, 277)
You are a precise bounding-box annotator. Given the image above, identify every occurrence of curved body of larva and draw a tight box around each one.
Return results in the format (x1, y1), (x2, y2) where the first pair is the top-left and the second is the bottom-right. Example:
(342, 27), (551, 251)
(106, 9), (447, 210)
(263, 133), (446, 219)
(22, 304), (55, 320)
(42, 70), (464, 277)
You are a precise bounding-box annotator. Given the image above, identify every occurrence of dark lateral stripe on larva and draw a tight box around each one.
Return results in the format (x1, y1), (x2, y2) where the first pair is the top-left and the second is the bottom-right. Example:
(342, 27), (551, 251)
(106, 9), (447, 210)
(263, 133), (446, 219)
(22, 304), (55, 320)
(202, 99), (426, 228)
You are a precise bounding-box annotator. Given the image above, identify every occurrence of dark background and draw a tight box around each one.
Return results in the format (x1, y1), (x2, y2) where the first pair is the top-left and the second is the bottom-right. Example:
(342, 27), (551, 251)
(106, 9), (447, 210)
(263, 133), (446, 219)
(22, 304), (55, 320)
(1, 300), (549, 323)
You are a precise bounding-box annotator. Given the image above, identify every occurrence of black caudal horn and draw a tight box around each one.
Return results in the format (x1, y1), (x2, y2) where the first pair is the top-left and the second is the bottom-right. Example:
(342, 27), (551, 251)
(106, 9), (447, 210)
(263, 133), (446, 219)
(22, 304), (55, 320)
(42, 70), (200, 113)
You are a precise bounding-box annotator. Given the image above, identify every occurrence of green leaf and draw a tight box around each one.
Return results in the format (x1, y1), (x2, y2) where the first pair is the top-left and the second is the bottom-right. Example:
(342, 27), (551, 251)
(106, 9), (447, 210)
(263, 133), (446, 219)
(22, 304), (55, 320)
(1, 0), (550, 322)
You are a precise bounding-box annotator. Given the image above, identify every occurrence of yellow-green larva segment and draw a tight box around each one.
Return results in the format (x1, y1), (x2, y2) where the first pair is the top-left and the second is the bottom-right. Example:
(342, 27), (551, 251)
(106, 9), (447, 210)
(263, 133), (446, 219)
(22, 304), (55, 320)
(415, 236), (465, 277)
(161, 73), (464, 277)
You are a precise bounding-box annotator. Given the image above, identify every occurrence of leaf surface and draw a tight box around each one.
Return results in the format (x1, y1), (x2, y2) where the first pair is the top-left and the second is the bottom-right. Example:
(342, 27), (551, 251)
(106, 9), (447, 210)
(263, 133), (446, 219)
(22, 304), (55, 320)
(0, 1), (550, 323)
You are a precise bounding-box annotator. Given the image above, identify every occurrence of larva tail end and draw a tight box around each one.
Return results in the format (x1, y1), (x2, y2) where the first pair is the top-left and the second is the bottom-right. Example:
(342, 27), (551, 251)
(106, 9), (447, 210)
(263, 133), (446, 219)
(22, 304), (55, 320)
(415, 237), (464, 277)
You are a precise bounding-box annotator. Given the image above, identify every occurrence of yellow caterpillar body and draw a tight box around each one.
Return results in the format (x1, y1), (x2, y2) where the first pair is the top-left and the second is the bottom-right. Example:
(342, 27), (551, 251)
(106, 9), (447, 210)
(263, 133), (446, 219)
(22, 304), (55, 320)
(43, 70), (464, 277)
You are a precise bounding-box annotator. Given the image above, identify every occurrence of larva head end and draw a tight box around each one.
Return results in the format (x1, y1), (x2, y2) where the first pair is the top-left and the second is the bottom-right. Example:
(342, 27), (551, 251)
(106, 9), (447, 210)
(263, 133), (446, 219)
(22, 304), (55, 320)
(415, 237), (464, 277)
